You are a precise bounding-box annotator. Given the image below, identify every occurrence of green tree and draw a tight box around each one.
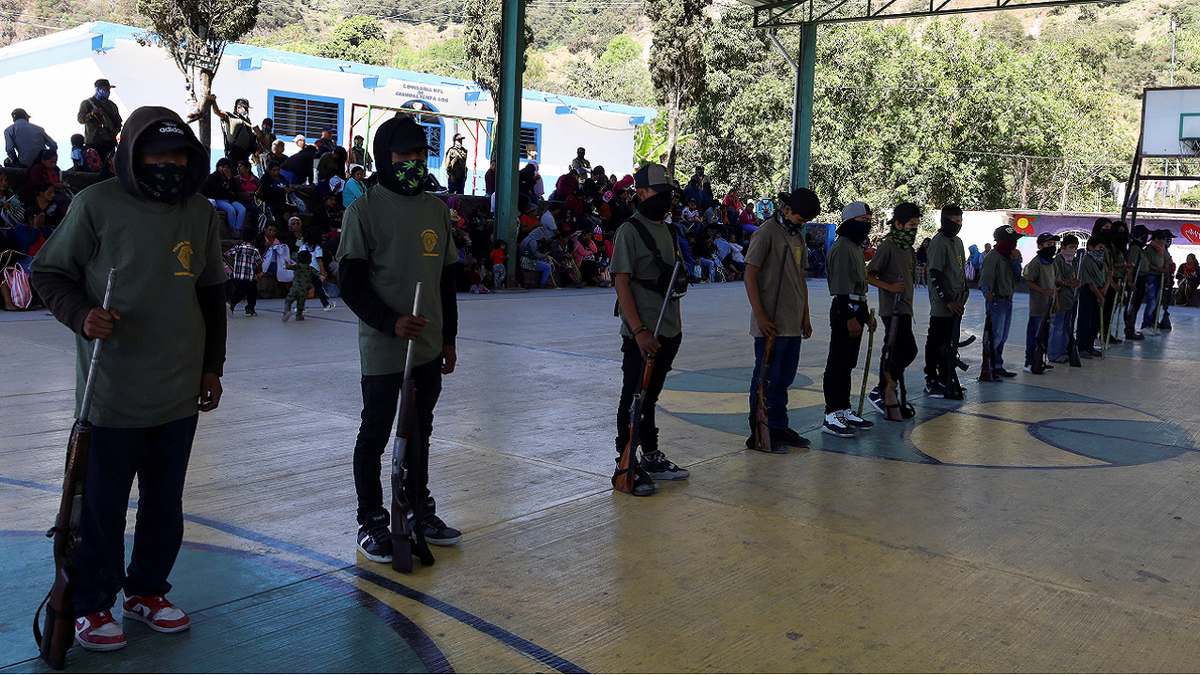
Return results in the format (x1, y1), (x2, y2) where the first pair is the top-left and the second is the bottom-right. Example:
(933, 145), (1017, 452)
(647, 0), (711, 176)
(462, 0), (533, 116)
(320, 15), (389, 65)
(137, 0), (259, 151)
(600, 34), (641, 67)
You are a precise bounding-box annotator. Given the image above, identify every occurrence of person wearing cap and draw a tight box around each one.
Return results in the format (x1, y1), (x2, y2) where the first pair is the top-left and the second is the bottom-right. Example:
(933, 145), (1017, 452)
(30, 106), (226, 651)
(337, 114), (462, 564)
(315, 126), (335, 157)
(570, 146), (591, 174)
(821, 202), (876, 437)
(744, 187), (820, 451)
(76, 78), (123, 162)
(445, 132), (468, 194)
(1021, 232), (1061, 373)
(1077, 235), (1109, 356)
(610, 163), (690, 495)
(350, 134), (374, 172)
(1123, 224), (1150, 341)
(1048, 233), (1082, 364)
(866, 203), (921, 420)
(4, 108), (57, 169)
(201, 157), (247, 236)
(1103, 220), (1133, 344)
(209, 96), (256, 165)
(923, 204), (969, 399)
(979, 225), (1021, 378)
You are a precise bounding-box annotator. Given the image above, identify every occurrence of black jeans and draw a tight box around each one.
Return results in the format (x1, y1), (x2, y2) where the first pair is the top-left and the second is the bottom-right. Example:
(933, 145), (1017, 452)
(823, 304), (865, 414)
(352, 360), (443, 527)
(73, 414), (198, 617)
(227, 278), (258, 312)
(876, 314), (918, 390)
(924, 315), (956, 383)
(1077, 292), (1101, 351)
(615, 333), (681, 458)
(1102, 287), (1117, 337)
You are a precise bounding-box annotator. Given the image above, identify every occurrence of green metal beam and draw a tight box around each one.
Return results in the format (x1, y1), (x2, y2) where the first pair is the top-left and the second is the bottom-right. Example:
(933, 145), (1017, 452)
(754, 0), (1119, 27)
(790, 22), (817, 190)
(494, 0), (526, 285)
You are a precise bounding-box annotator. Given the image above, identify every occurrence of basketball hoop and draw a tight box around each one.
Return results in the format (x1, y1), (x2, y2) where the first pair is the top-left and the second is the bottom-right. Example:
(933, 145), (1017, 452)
(1182, 138), (1200, 157)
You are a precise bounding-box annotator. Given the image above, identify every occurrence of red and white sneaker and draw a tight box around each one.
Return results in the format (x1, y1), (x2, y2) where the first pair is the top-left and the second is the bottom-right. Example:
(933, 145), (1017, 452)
(121, 595), (191, 633)
(75, 611), (127, 651)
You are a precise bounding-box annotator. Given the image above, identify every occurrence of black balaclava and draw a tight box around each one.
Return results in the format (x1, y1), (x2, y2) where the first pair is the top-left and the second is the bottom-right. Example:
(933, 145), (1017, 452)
(1110, 220), (1129, 253)
(838, 219), (871, 246)
(940, 204), (963, 238)
(637, 191), (673, 221)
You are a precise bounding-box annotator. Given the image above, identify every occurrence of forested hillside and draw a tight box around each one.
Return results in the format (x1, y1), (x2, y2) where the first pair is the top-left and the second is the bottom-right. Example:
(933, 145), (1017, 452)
(1, 0), (1195, 212)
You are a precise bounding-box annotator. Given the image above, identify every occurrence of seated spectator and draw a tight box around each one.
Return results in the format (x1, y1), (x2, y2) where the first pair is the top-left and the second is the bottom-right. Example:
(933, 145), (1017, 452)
(343, 164), (367, 207)
(259, 161), (296, 220)
(265, 139), (288, 167)
(682, 200), (701, 225)
(755, 198), (774, 222)
(550, 230), (582, 287)
(235, 159), (262, 233)
(278, 215), (305, 252)
(27, 151), (73, 212)
(313, 192), (343, 236)
(574, 228), (610, 287)
(201, 157), (247, 235)
(519, 223), (554, 288)
(1179, 253), (1199, 305)
(551, 170), (579, 202)
(256, 222), (280, 255)
(317, 146), (348, 194)
(22, 180), (64, 230)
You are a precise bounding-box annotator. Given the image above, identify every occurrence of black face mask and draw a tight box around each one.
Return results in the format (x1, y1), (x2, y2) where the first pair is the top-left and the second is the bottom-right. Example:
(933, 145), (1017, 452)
(940, 217), (962, 238)
(134, 162), (190, 203)
(389, 159), (427, 196)
(839, 220), (871, 246)
(1038, 246), (1056, 262)
(637, 191), (673, 221)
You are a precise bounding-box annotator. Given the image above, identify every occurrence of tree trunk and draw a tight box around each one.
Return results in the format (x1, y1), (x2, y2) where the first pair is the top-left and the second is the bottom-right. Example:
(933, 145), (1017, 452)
(198, 70), (214, 158)
(665, 89), (679, 176)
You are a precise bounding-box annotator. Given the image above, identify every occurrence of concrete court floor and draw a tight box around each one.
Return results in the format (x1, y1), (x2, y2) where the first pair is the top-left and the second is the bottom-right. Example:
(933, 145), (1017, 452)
(2, 279), (1199, 673)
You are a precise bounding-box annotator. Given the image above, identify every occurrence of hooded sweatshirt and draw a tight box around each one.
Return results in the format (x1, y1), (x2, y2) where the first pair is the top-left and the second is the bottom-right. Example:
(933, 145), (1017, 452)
(31, 106), (226, 428)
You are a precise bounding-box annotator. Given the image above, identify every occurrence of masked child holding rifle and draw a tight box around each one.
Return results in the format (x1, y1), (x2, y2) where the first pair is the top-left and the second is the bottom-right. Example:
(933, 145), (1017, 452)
(866, 204), (919, 421)
(744, 188), (820, 451)
(821, 202), (875, 438)
(1049, 234), (1081, 364)
(1077, 236), (1108, 357)
(338, 116), (461, 564)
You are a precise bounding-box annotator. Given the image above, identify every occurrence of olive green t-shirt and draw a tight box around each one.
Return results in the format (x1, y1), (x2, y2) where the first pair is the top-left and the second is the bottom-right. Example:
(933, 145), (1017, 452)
(1054, 254), (1078, 310)
(826, 237), (867, 296)
(31, 179), (226, 428)
(610, 212), (682, 339)
(1023, 256), (1058, 317)
(1080, 253), (1107, 288)
(744, 216), (808, 337)
(926, 232), (967, 317)
(1127, 244), (1143, 277)
(866, 236), (915, 317)
(980, 249), (1014, 299)
(337, 186), (457, 375)
(1143, 245), (1167, 277)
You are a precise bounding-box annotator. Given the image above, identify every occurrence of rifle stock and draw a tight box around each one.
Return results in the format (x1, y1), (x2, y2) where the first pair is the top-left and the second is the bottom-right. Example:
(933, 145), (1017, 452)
(391, 283), (433, 573)
(753, 336), (775, 451)
(1031, 300), (1054, 373)
(979, 308), (997, 382)
(856, 310), (876, 417)
(36, 268), (114, 669)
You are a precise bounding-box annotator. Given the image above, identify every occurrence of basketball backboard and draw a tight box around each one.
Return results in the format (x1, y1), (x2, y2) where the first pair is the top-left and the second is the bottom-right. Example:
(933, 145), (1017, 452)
(1142, 87), (1200, 157)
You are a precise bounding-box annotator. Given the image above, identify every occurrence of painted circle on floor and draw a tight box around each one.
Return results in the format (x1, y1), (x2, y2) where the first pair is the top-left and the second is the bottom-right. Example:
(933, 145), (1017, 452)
(0, 533), (450, 674)
(657, 368), (1195, 469)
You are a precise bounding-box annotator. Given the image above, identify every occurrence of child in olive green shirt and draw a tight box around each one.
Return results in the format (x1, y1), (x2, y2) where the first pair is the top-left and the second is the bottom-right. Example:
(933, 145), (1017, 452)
(282, 250), (322, 322)
(821, 202), (875, 437)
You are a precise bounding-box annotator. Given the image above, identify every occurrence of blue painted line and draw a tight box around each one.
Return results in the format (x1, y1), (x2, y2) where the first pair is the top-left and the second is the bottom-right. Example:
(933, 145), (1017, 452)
(0, 477), (588, 674)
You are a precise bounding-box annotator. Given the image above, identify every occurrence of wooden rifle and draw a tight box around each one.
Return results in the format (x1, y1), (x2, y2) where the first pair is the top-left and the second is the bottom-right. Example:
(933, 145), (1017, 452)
(615, 262), (681, 493)
(978, 303), (997, 382)
(753, 248), (790, 453)
(1067, 255), (1082, 367)
(390, 282), (435, 573)
(856, 309), (876, 417)
(878, 276), (905, 417)
(1030, 295), (1055, 373)
(1102, 278), (1125, 359)
(34, 268), (115, 670)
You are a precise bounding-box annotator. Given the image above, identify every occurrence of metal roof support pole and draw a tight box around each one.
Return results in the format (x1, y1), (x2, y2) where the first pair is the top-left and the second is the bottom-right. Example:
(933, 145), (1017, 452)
(790, 22), (817, 189)
(495, 0), (526, 286)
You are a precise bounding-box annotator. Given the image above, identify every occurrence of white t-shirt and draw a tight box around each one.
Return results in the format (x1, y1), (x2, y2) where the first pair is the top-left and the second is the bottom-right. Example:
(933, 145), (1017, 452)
(299, 242), (323, 271)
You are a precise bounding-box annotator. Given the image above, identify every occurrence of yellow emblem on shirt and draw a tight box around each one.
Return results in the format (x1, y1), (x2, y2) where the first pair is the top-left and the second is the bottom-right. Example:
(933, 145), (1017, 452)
(794, 246), (805, 265)
(173, 241), (194, 277)
(421, 229), (439, 257)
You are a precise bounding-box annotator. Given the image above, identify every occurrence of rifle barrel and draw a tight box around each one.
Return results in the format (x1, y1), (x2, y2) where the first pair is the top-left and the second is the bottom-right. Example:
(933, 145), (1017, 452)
(78, 269), (115, 425)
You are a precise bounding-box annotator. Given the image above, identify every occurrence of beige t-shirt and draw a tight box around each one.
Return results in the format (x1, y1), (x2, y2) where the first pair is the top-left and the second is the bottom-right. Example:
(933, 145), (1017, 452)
(745, 217), (808, 337)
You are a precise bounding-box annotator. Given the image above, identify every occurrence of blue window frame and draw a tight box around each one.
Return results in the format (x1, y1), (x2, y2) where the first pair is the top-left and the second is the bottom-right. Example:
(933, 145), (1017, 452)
(485, 121), (542, 162)
(267, 89), (345, 145)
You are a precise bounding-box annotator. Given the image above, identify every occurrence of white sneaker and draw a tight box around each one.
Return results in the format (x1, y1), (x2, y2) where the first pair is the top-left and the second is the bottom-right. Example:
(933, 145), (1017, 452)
(842, 409), (875, 430)
(323, 301), (337, 312)
(822, 412), (856, 438)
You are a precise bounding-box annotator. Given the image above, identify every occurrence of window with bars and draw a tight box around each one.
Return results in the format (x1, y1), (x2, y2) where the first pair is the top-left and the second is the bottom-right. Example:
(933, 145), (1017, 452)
(269, 92), (342, 141)
(520, 126), (538, 160)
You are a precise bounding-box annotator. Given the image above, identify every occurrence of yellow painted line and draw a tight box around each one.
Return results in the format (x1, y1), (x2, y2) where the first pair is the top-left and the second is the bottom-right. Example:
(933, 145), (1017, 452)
(911, 414), (1105, 467)
(959, 401), (1157, 424)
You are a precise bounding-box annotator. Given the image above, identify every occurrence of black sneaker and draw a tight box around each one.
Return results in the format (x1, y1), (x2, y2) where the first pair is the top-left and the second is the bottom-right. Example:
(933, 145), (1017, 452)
(611, 465), (658, 496)
(356, 526), (393, 564)
(640, 451), (690, 480)
(1125, 331), (1144, 341)
(420, 513), (462, 546)
(923, 382), (946, 398)
(776, 428), (811, 449)
(994, 367), (1019, 378)
(1080, 350), (1093, 359)
(745, 434), (787, 454)
(842, 409), (874, 430)
(1108, 335), (1123, 345)
(822, 412), (856, 438)
(245, 310), (257, 317)
(867, 388), (885, 415)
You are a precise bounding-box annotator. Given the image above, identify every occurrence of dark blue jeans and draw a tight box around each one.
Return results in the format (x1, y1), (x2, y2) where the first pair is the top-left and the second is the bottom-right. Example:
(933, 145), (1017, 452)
(748, 336), (803, 431)
(987, 297), (1012, 370)
(1025, 315), (1043, 367)
(73, 414), (198, 617)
